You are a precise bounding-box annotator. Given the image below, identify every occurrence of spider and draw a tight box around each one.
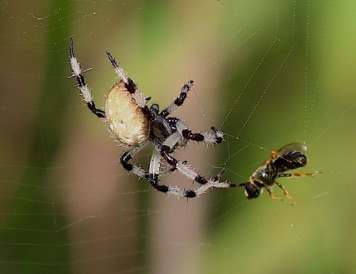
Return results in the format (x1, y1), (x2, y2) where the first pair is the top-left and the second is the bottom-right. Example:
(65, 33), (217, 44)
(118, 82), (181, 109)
(239, 142), (320, 205)
(68, 38), (235, 198)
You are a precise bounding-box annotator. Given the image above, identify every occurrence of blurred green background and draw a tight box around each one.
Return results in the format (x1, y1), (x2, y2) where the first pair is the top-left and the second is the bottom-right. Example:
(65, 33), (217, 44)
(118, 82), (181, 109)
(0, 0), (355, 273)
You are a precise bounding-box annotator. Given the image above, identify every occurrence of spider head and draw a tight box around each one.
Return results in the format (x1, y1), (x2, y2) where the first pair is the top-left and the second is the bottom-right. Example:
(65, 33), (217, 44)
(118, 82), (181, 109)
(151, 115), (173, 139)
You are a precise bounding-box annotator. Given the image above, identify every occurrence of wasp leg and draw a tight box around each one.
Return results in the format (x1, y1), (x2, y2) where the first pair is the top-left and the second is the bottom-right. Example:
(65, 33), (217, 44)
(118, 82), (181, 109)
(277, 171), (320, 179)
(265, 186), (284, 202)
(275, 181), (296, 205)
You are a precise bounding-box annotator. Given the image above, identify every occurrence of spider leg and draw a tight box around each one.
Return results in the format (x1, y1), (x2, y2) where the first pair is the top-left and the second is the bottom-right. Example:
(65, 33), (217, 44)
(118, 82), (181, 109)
(68, 38), (105, 118)
(160, 80), (194, 118)
(132, 144), (199, 197)
(106, 51), (148, 107)
(182, 126), (224, 144)
(106, 51), (153, 120)
(147, 156), (236, 198)
(121, 142), (178, 194)
(159, 130), (204, 182)
(120, 141), (150, 179)
(146, 148), (177, 194)
(169, 118), (224, 145)
(137, 132), (241, 198)
(159, 145), (236, 198)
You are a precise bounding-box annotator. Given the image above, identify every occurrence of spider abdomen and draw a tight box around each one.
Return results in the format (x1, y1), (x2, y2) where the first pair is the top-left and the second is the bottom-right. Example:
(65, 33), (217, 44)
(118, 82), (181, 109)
(105, 81), (150, 146)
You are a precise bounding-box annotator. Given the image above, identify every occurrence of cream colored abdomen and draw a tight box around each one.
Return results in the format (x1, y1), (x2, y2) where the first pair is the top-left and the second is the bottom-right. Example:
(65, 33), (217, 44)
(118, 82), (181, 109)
(104, 82), (149, 146)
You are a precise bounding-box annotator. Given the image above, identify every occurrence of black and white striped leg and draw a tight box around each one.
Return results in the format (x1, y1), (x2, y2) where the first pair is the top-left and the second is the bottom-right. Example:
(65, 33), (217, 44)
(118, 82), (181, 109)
(120, 141), (150, 179)
(159, 145), (234, 198)
(106, 51), (148, 108)
(160, 80), (194, 118)
(121, 143), (176, 194)
(146, 145), (225, 198)
(160, 123), (223, 185)
(146, 148), (173, 194)
(68, 38), (105, 118)
(182, 126), (224, 144)
(171, 119), (224, 145)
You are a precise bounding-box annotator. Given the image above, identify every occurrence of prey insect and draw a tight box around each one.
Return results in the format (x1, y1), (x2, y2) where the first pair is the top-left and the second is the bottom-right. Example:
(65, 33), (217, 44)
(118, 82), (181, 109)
(235, 143), (320, 205)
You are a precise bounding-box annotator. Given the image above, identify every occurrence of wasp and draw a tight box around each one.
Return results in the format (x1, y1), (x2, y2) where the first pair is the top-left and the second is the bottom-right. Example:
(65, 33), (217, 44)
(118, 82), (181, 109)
(234, 143), (320, 205)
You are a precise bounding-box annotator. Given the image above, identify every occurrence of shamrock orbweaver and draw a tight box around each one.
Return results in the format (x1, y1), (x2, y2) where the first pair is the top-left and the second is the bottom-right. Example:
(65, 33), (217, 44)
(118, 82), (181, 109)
(68, 38), (235, 198)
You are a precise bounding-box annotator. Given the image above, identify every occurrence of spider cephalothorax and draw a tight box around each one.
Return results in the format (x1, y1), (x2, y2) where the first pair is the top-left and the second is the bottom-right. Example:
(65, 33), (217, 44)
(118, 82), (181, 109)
(68, 38), (234, 198)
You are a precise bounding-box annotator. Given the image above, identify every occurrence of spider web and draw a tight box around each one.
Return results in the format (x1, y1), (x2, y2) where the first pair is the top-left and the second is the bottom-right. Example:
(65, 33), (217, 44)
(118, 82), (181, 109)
(0, 0), (355, 273)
